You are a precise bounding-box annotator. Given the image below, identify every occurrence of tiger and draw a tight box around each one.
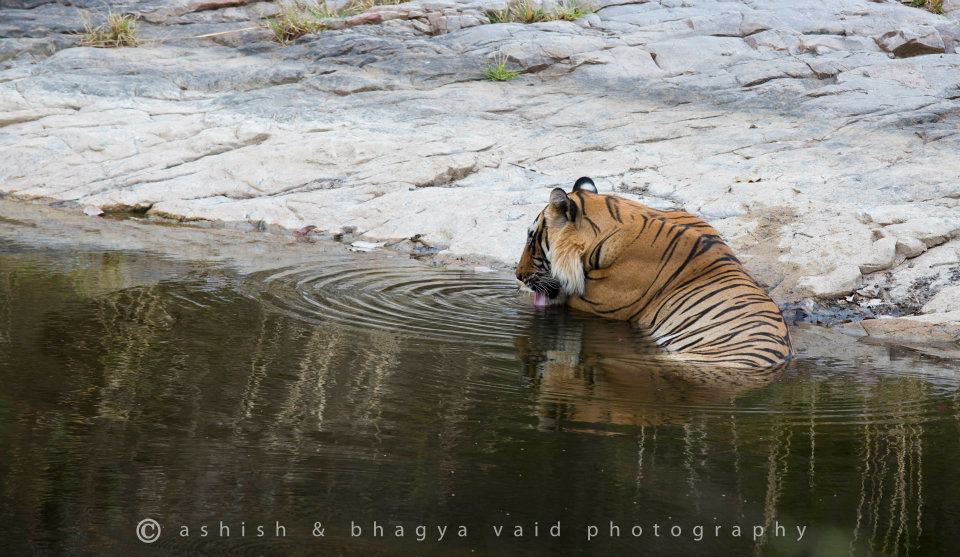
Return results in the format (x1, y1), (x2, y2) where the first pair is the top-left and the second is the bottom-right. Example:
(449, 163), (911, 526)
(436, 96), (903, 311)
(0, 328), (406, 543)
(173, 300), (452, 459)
(515, 176), (792, 369)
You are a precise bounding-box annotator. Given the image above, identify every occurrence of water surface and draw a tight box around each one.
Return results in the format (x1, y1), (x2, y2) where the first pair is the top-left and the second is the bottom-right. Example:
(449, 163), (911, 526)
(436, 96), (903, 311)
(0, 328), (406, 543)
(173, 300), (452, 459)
(1, 239), (959, 556)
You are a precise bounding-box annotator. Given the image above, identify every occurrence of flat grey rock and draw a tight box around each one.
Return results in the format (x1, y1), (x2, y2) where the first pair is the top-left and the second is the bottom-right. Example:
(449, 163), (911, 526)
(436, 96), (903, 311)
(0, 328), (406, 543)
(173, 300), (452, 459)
(1, 0), (959, 328)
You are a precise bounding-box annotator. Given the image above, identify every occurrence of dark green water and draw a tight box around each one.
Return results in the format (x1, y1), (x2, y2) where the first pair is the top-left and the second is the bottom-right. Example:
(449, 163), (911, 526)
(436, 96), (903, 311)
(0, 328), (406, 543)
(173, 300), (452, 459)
(2, 240), (959, 556)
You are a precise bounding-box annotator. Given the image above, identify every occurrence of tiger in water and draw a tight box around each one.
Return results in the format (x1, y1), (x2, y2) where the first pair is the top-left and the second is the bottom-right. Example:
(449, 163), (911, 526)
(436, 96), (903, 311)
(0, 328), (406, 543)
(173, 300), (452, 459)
(515, 177), (791, 369)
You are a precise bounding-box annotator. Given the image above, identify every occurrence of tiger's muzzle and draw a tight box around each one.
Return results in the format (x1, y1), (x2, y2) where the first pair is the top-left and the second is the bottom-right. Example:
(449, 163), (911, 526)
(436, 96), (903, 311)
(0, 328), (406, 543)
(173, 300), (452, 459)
(517, 272), (562, 307)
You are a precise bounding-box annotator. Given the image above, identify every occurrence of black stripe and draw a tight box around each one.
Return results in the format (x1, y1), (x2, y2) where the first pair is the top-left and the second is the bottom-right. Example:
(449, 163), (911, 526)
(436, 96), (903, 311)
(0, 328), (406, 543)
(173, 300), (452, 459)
(605, 197), (622, 223)
(588, 231), (617, 269)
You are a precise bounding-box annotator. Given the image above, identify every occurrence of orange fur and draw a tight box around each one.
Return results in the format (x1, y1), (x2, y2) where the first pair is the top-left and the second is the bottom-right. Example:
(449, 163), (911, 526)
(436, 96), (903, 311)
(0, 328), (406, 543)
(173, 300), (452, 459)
(516, 184), (791, 369)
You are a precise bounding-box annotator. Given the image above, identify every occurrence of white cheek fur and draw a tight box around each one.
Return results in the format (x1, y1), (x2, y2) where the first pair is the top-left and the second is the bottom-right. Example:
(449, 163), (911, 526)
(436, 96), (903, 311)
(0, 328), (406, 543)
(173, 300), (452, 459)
(545, 239), (585, 297)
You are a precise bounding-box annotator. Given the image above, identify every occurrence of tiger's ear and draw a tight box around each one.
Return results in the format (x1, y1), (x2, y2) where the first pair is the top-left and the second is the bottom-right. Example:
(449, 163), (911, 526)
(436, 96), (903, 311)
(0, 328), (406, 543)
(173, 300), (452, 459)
(572, 177), (597, 194)
(549, 188), (577, 223)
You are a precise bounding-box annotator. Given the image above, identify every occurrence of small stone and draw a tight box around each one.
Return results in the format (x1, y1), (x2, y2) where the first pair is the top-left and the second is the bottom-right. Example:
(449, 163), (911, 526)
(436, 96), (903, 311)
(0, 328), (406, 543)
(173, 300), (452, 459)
(859, 237), (897, 274)
(294, 224), (317, 236)
(895, 236), (927, 258)
(797, 265), (862, 298)
(875, 29), (945, 58)
(856, 283), (881, 298)
(350, 240), (385, 252)
(83, 206), (104, 217)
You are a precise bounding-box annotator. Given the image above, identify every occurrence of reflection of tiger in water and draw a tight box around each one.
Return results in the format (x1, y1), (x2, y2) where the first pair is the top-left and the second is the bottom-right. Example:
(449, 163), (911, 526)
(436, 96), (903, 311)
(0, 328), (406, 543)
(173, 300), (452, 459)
(514, 313), (782, 430)
(515, 177), (791, 369)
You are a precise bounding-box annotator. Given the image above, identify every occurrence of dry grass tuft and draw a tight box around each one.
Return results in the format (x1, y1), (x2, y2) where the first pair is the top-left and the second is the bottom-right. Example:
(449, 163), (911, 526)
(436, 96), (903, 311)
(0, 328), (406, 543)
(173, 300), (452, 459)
(483, 53), (520, 81)
(265, 1), (327, 44)
(79, 12), (139, 48)
(907, 0), (944, 14)
(487, 0), (592, 24)
(554, 0), (590, 21)
(265, 0), (411, 43)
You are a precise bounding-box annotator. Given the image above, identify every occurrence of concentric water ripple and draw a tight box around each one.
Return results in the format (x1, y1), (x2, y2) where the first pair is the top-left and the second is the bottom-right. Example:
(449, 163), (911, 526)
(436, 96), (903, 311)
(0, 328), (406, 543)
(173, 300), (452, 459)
(244, 257), (543, 346)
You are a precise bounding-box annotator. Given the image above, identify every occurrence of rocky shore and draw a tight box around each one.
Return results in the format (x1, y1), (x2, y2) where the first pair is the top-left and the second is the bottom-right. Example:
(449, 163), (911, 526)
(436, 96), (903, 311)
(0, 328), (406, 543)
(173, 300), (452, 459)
(2, 0), (959, 344)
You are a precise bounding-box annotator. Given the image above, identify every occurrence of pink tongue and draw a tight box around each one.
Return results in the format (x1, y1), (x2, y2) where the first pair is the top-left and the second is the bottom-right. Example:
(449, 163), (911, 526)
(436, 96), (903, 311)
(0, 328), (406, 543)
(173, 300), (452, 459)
(532, 292), (550, 307)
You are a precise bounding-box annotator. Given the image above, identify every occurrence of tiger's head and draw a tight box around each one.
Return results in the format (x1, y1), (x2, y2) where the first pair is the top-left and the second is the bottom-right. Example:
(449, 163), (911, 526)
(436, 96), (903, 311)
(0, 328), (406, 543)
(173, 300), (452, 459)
(515, 177), (599, 306)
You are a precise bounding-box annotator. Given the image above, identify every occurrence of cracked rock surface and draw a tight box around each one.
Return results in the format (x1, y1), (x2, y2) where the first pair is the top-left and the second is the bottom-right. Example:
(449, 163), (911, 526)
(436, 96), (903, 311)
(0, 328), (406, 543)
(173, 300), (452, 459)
(2, 0), (960, 340)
